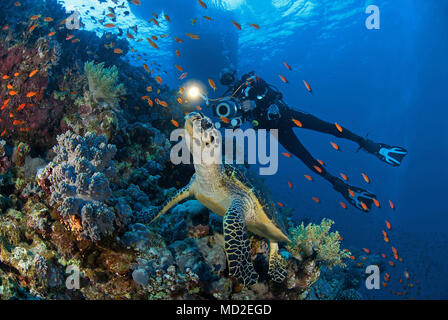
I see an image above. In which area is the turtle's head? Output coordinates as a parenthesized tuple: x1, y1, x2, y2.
(184, 112, 221, 164)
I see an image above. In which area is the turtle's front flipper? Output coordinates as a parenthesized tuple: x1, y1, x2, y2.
(268, 240, 287, 283)
(148, 179, 194, 224)
(223, 199, 258, 286)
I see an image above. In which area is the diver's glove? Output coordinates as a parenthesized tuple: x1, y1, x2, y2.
(361, 140, 408, 167)
(333, 179, 376, 212)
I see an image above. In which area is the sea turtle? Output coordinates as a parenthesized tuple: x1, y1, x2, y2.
(148, 112, 290, 286)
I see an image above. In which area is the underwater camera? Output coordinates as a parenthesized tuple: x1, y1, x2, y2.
(211, 98, 244, 129)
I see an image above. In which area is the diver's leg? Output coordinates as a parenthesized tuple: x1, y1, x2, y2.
(287, 108, 408, 166)
(288, 108, 365, 145)
(277, 126, 376, 211)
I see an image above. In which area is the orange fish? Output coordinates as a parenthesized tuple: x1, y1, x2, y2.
(340, 173, 348, 181)
(389, 200, 395, 210)
(146, 86, 153, 92)
(196, 106, 202, 111)
(175, 64, 183, 72)
(29, 69, 39, 78)
(284, 62, 292, 71)
(159, 100, 168, 108)
(362, 173, 370, 184)
(303, 80, 312, 94)
(277, 202, 284, 207)
(0, 129, 5, 137)
(248, 23, 260, 30)
(17, 103, 26, 111)
(317, 159, 326, 166)
(338, 234, 343, 241)
(26, 91, 37, 98)
(164, 15, 171, 22)
(292, 118, 302, 127)
(30, 15, 41, 21)
(313, 165, 323, 174)
(171, 119, 179, 127)
(131, 0, 141, 5)
(373, 198, 380, 208)
(208, 78, 216, 91)
(220, 117, 230, 124)
(381, 253, 387, 259)
(312, 197, 320, 204)
(9, 91, 17, 96)
(174, 37, 183, 43)
(156, 76, 162, 84)
(48, 31, 56, 37)
(203, 16, 213, 21)
(348, 189, 355, 198)
(186, 33, 200, 40)
(231, 20, 242, 30)
(304, 175, 313, 181)
(7, 84, 13, 90)
(14, 1, 21, 6)
(44, 17, 53, 22)
(363, 248, 370, 254)
(104, 23, 116, 28)
(385, 220, 391, 230)
(198, 0, 207, 9)
(151, 35, 158, 41)
(147, 38, 159, 50)
(28, 24, 38, 32)
(2, 75, 9, 80)
(330, 141, 340, 151)
(388, 261, 395, 267)
(175, 50, 181, 58)
(143, 64, 150, 72)
(349, 256, 356, 260)
(126, 32, 134, 39)
(13, 120, 25, 125)
(335, 123, 343, 133)
(66, 35, 75, 40)
(287, 181, 293, 189)
(177, 97, 183, 104)
(279, 74, 288, 83)
(340, 201, 347, 209)
(113, 48, 123, 54)
(360, 201, 368, 211)
(282, 152, 292, 158)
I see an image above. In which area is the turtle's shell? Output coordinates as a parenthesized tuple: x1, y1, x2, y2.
(222, 164, 287, 234)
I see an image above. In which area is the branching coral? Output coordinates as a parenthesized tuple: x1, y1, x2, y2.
(84, 61, 125, 107)
(287, 218, 350, 269)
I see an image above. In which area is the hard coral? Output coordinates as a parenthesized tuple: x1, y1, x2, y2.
(46, 131, 119, 242)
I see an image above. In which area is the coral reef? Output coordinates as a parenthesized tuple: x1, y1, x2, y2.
(46, 131, 118, 242)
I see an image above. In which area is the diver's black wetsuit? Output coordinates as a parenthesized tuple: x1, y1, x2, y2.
(221, 72, 405, 211)
(228, 73, 375, 187)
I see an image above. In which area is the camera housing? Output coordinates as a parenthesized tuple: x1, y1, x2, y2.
(211, 98, 244, 129)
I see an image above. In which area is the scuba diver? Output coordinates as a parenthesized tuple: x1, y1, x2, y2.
(209, 69, 408, 212)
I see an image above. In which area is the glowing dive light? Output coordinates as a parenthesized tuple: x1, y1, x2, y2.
(188, 86, 200, 99)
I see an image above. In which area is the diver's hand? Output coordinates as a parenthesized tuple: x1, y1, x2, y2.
(333, 179, 376, 212)
(241, 100, 255, 112)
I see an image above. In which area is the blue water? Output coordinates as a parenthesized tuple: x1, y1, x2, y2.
(66, 0, 447, 299)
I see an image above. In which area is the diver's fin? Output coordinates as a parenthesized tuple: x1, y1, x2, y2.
(376, 144, 408, 166)
(333, 179, 376, 212)
(359, 139, 408, 166)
